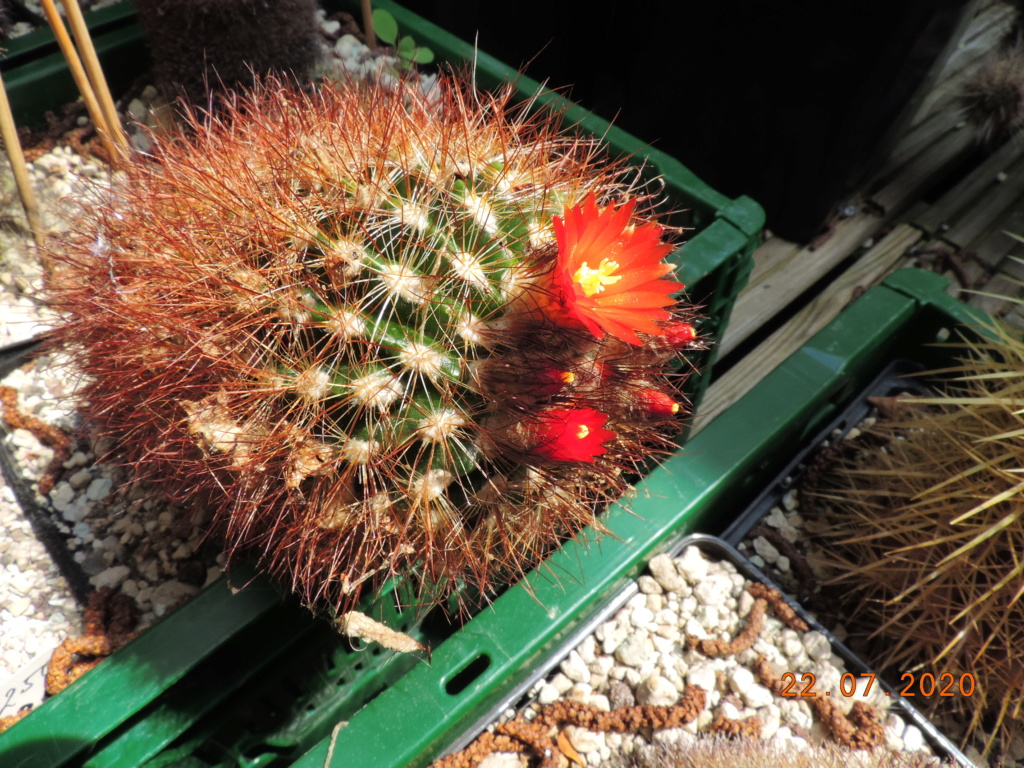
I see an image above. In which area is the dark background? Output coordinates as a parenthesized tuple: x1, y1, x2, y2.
(419, 0, 972, 242)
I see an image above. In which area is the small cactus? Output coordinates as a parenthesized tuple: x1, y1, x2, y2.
(47, 74, 702, 615)
(809, 312, 1024, 756)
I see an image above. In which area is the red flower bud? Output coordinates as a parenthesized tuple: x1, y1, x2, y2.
(638, 388, 680, 418)
(532, 407, 615, 462)
(534, 367, 576, 397)
(665, 322, 696, 347)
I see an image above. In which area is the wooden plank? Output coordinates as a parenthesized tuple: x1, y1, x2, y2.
(965, 202, 1024, 265)
(942, 151, 1024, 247)
(911, 3, 1018, 125)
(880, 108, 964, 181)
(741, 236, 802, 296)
(968, 272, 1024, 317)
(694, 224, 923, 434)
(869, 125, 975, 214)
(717, 207, 888, 358)
(913, 134, 1024, 234)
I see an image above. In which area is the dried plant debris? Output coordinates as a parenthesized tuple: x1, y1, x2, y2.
(45, 586, 138, 695)
(959, 43, 1024, 145)
(0, 384, 71, 496)
(431, 687, 707, 768)
(807, 317, 1024, 757)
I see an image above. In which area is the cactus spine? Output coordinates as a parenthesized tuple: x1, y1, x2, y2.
(49, 74, 701, 614)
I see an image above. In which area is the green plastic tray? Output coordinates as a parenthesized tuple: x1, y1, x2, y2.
(0, 3, 763, 766)
(1, 2, 147, 129)
(287, 268, 989, 768)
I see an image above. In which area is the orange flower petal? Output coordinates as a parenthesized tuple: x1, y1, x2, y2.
(545, 193, 682, 345)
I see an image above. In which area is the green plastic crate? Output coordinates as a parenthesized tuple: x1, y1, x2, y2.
(1, 2, 147, 129)
(0, 3, 763, 766)
(287, 268, 989, 768)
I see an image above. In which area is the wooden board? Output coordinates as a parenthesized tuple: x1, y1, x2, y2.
(869, 125, 976, 214)
(941, 150, 1024, 248)
(881, 108, 965, 181)
(716, 208, 890, 359)
(695, 224, 923, 434)
(968, 272, 1024, 316)
(743, 236, 802, 289)
(913, 133, 1024, 234)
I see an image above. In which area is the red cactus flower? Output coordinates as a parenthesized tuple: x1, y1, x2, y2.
(532, 407, 615, 462)
(548, 193, 683, 345)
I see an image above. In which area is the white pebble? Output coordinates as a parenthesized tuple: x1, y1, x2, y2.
(686, 662, 717, 693)
(561, 650, 588, 683)
(630, 606, 654, 628)
(902, 724, 925, 752)
(637, 575, 662, 594)
(674, 547, 708, 582)
(752, 536, 780, 564)
(741, 682, 775, 709)
(782, 489, 798, 511)
(728, 665, 755, 694)
(86, 477, 113, 501)
(802, 630, 831, 661)
(91, 565, 130, 590)
(478, 754, 522, 768)
(613, 631, 653, 669)
(600, 620, 629, 655)
(49, 482, 75, 512)
(577, 635, 596, 664)
(648, 553, 684, 592)
(694, 575, 729, 606)
(564, 725, 603, 754)
(68, 468, 93, 489)
(636, 674, 678, 707)
(550, 672, 573, 694)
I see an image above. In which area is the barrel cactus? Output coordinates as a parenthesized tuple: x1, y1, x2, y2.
(48, 74, 702, 615)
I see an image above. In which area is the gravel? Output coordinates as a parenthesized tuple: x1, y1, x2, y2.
(465, 544, 940, 767)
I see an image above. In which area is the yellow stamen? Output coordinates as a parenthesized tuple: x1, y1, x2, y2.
(574, 259, 622, 297)
(576, 424, 590, 439)
(560, 370, 576, 384)
(671, 402, 680, 413)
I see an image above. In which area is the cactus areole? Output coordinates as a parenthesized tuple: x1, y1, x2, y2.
(48, 74, 704, 615)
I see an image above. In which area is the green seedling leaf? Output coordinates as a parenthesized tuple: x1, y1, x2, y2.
(412, 47, 435, 65)
(397, 35, 416, 61)
(372, 8, 399, 45)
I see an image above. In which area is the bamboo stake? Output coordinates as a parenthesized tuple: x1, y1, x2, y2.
(0, 71, 46, 252)
(59, 0, 128, 156)
(361, 0, 377, 49)
(37, 0, 119, 162)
